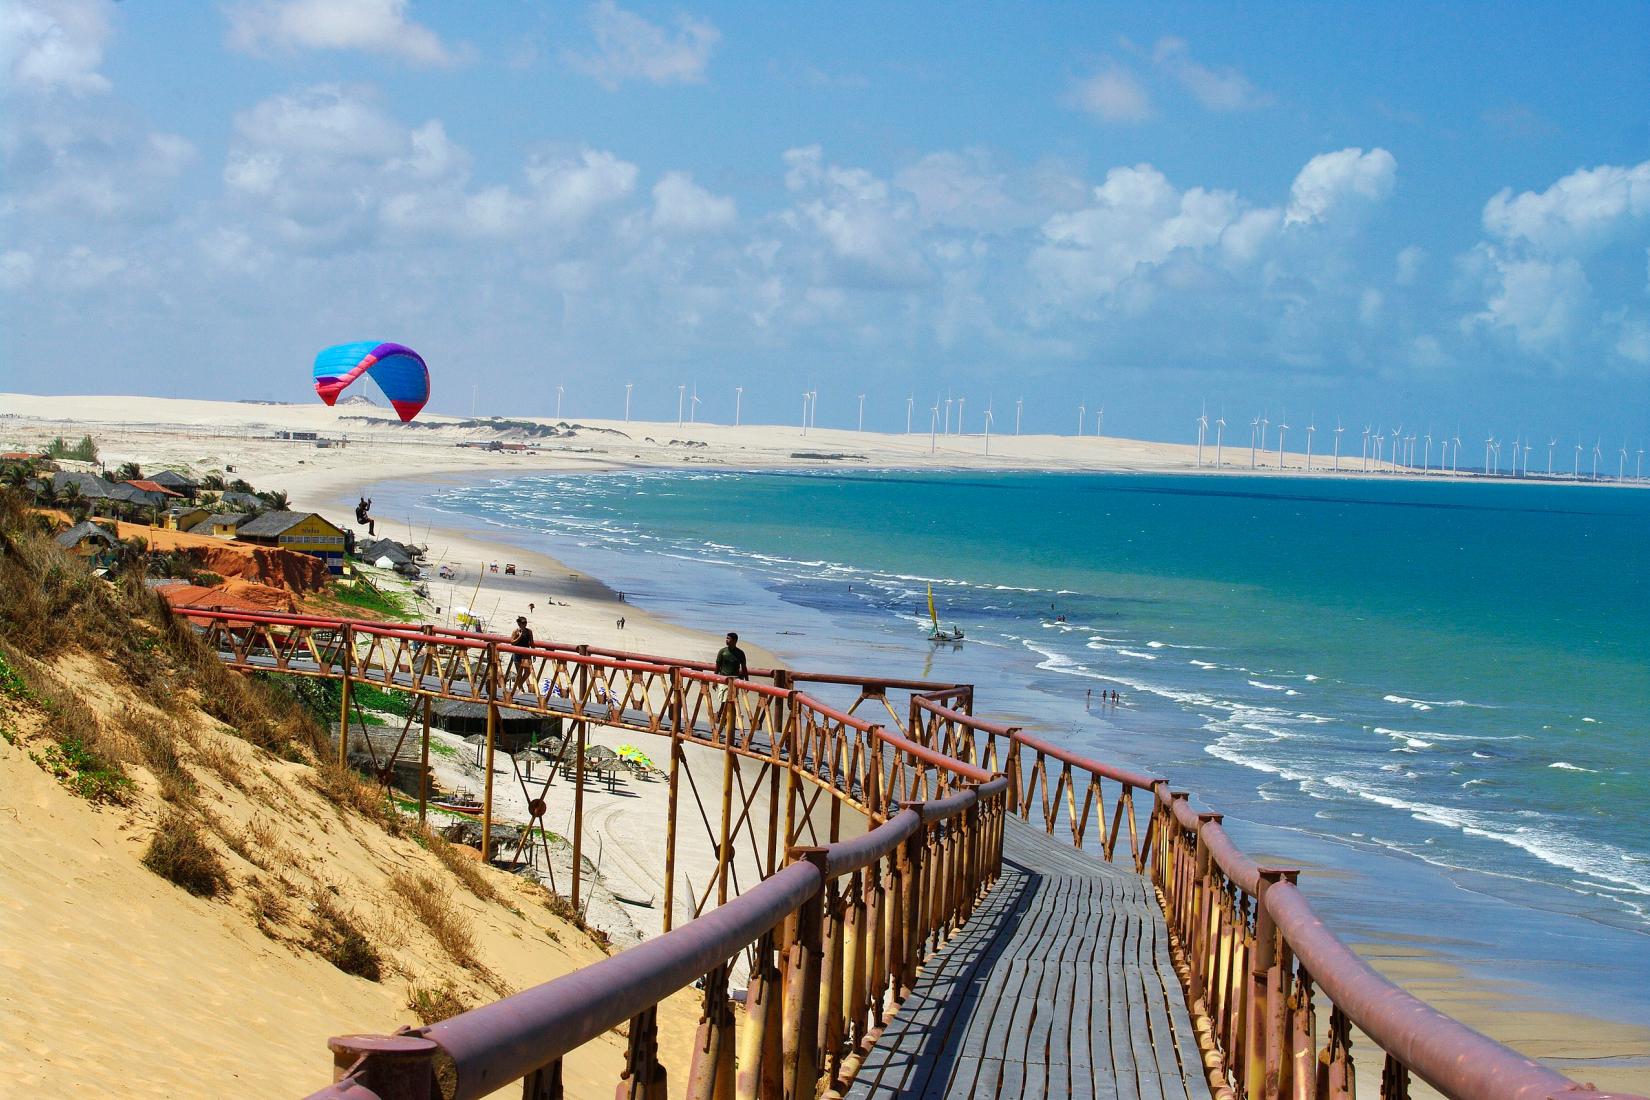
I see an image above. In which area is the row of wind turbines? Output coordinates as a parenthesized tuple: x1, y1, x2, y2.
(1192, 407, 1649, 483)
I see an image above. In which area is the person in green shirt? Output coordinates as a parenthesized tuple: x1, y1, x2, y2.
(714, 632, 748, 679)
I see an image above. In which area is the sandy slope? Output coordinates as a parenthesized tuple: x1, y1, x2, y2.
(0, 650, 697, 1098)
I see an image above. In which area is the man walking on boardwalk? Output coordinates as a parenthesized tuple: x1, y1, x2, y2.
(713, 632, 748, 733)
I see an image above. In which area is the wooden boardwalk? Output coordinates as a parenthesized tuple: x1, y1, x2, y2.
(847, 816, 1210, 1100)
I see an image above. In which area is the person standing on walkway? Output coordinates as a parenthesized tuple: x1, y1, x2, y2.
(713, 632, 748, 733)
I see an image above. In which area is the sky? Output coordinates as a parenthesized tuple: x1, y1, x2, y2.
(1, 1, 1648, 447)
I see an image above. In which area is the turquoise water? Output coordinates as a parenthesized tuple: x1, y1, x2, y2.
(416, 469, 1650, 1015)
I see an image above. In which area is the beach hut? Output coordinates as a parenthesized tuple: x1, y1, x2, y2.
(160, 505, 210, 531)
(432, 699, 560, 755)
(187, 511, 251, 538)
(147, 469, 199, 499)
(235, 510, 348, 574)
(55, 520, 120, 569)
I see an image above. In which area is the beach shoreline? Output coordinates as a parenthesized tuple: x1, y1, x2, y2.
(4, 393, 1647, 1088)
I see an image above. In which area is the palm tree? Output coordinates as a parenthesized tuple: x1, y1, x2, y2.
(258, 489, 291, 510)
(199, 473, 226, 491)
(113, 461, 143, 482)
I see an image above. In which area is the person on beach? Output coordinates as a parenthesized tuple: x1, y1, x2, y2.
(713, 632, 748, 731)
(355, 496, 375, 535)
(617, 616, 625, 630)
(715, 632, 748, 679)
(509, 616, 534, 691)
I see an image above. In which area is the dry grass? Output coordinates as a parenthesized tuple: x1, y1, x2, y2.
(142, 811, 228, 898)
(421, 826, 502, 904)
(408, 984, 470, 1024)
(312, 762, 403, 834)
(389, 870, 479, 970)
(251, 877, 292, 935)
(310, 886, 382, 981)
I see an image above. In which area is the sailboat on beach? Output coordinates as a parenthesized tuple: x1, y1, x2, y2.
(926, 583, 964, 643)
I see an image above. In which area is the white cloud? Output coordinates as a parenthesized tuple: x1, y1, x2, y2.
(232, 83, 405, 160)
(226, 0, 457, 66)
(781, 146, 927, 286)
(0, 0, 110, 95)
(894, 150, 1048, 232)
(1285, 147, 1396, 226)
(1470, 250, 1591, 353)
(0, 249, 36, 289)
(1152, 37, 1271, 111)
(1395, 244, 1426, 285)
(564, 0, 719, 89)
(1031, 163, 1246, 302)
(1481, 160, 1650, 255)
(526, 148, 638, 226)
(1612, 310, 1650, 364)
(1066, 64, 1152, 123)
(651, 171, 736, 234)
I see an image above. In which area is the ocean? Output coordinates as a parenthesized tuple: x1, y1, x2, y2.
(401, 468, 1650, 1020)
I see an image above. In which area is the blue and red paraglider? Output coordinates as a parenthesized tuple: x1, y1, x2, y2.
(312, 341, 430, 422)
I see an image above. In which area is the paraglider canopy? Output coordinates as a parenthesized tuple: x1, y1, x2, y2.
(313, 341, 430, 422)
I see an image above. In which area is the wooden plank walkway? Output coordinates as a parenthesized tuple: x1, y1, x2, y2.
(846, 816, 1210, 1100)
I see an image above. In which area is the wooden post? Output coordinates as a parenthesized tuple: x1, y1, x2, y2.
(337, 624, 353, 768)
(481, 642, 499, 863)
(782, 848, 827, 1100)
(418, 695, 431, 827)
(663, 668, 684, 933)
(686, 963, 735, 1100)
(715, 724, 736, 907)
(571, 650, 590, 914)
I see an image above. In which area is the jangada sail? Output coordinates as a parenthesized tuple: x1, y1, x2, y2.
(926, 582, 964, 643)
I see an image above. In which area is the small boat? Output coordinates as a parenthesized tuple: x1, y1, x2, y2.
(430, 795, 485, 816)
(926, 583, 965, 643)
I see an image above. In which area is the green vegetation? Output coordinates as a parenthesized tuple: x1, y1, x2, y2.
(30, 736, 132, 804)
(0, 650, 33, 701)
(428, 738, 458, 758)
(45, 434, 98, 462)
(331, 576, 409, 618)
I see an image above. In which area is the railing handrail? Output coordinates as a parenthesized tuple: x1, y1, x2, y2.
(178, 608, 1636, 1100)
(427, 861, 823, 1100)
(913, 694, 1163, 791)
(1262, 880, 1596, 1100)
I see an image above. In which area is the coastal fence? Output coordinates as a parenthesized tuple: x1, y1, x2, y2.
(905, 691, 1647, 1100)
(178, 609, 1644, 1100)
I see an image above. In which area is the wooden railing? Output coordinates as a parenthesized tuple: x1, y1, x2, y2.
(907, 691, 1647, 1100)
(180, 610, 1642, 1100)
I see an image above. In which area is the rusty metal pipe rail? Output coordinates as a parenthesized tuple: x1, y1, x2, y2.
(1263, 881, 1612, 1100)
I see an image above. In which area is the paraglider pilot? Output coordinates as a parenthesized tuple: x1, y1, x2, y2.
(355, 496, 375, 535)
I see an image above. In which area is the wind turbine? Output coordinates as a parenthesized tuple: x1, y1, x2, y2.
(1638, 447, 1645, 484)
(1077, 403, 1086, 436)
(957, 396, 966, 435)
(1250, 416, 1260, 469)
(1260, 410, 1270, 455)
(906, 395, 914, 435)
(1373, 428, 1383, 470)
(1573, 441, 1582, 479)
(1306, 420, 1316, 473)
(1361, 425, 1370, 471)
(1196, 405, 1208, 468)
(734, 386, 743, 426)
(1452, 434, 1462, 475)
(1547, 437, 1557, 477)
(1096, 406, 1104, 436)
(624, 382, 632, 423)
(1015, 398, 1023, 436)
(1334, 419, 1344, 472)
(1214, 413, 1226, 468)
(857, 393, 865, 432)
(689, 385, 700, 425)
(1484, 436, 1494, 476)
(1424, 430, 1433, 474)
(801, 392, 811, 436)
(929, 405, 939, 454)
(1277, 414, 1289, 470)
(944, 397, 953, 435)
(1619, 443, 1629, 481)
(809, 390, 818, 430)
(677, 384, 686, 429)
(1592, 440, 1601, 480)
(1523, 440, 1532, 477)
(1390, 427, 1402, 472)
(556, 384, 564, 419)
(984, 408, 994, 455)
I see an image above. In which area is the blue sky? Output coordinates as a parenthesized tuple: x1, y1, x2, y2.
(2, 1, 1647, 447)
